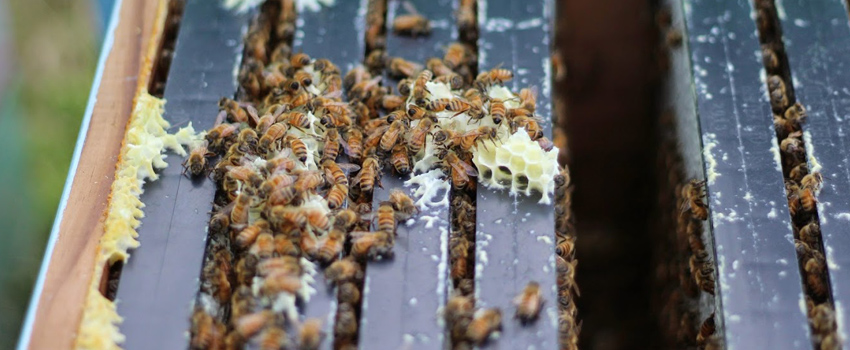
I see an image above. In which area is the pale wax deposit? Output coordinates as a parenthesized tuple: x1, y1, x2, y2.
(406, 81, 560, 206)
(76, 92, 200, 350)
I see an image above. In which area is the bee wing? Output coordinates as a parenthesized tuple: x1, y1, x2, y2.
(452, 161, 479, 177)
(246, 105, 260, 127)
(338, 135, 354, 157)
(214, 110, 227, 126)
(338, 163, 362, 173)
(402, 1, 421, 15)
(323, 89, 343, 100)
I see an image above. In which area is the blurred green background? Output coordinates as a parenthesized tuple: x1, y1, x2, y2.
(0, 0, 108, 346)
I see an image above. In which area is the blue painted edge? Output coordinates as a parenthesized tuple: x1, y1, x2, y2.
(16, 0, 125, 348)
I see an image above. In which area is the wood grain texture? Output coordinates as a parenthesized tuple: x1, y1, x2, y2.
(27, 0, 165, 348)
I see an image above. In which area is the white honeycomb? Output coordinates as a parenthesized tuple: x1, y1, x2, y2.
(473, 127, 559, 204)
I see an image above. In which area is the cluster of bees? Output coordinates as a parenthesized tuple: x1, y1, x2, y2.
(754, 1, 839, 348)
(185, 0, 573, 348)
(652, 7, 720, 349)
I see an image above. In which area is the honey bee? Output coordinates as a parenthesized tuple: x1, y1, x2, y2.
(282, 111, 311, 131)
(225, 165, 264, 189)
(426, 57, 454, 77)
(391, 143, 411, 174)
(335, 303, 358, 340)
(397, 78, 414, 96)
(258, 326, 287, 350)
(205, 123, 239, 152)
(325, 258, 363, 284)
(681, 179, 708, 221)
(441, 150, 479, 189)
(467, 308, 502, 345)
(405, 105, 435, 121)
(392, 2, 430, 37)
(262, 272, 302, 296)
(366, 22, 386, 51)
(381, 94, 405, 111)
(202, 260, 231, 303)
(387, 57, 422, 79)
(457, 0, 477, 42)
(209, 211, 230, 236)
(259, 173, 296, 198)
(300, 231, 320, 258)
(696, 314, 716, 344)
(365, 49, 387, 73)
(291, 52, 312, 69)
(801, 172, 823, 191)
(780, 132, 805, 163)
(235, 219, 270, 248)
(183, 144, 214, 177)
(785, 102, 807, 123)
(476, 67, 514, 90)
(450, 236, 469, 281)
(294, 170, 324, 192)
(434, 73, 464, 90)
(514, 281, 543, 323)
(811, 304, 836, 334)
(339, 282, 361, 305)
(318, 129, 341, 163)
(489, 98, 510, 124)
(666, 28, 683, 47)
(251, 232, 275, 259)
(283, 135, 309, 163)
(407, 118, 433, 155)
(354, 154, 382, 193)
(508, 115, 544, 140)
(219, 98, 252, 124)
(274, 235, 301, 257)
(376, 201, 396, 233)
(767, 75, 786, 96)
(295, 318, 322, 350)
(770, 86, 789, 112)
(342, 128, 364, 161)
(235, 255, 258, 286)
(444, 43, 469, 69)
(389, 188, 418, 219)
(326, 183, 349, 210)
(805, 256, 828, 298)
(268, 185, 301, 206)
(519, 87, 538, 112)
(304, 208, 331, 232)
(317, 228, 346, 264)
(333, 209, 359, 230)
(762, 45, 781, 72)
(231, 190, 253, 227)
(351, 230, 394, 259)
(190, 309, 225, 350)
(799, 222, 820, 246)
(555, 236, 575, 259)
(235, 311, 271, 338)
(313, 58, 339, 76)
(799, 187, 817, 213)
(412, 70, 433, 105)
(293, 71, 313, 88)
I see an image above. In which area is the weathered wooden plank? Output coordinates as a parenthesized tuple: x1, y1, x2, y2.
(779, 0, 850, 346)
(682, 0, 812, 348)
(660, 0, 721, 340)
(472, 0, 559, 348)
(19, 0, 167, 348)
(114, 1, 248, 349)
(291, 1, 368, 348)
(358, 0, 454, 349)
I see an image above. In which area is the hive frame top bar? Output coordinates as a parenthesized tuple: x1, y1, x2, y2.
(660, 0, 721, 336)
(683, 0, 812, 348)
(778, 0, 850, 346)
(474, 0, 559, 348)
(114, 0, 248, 348)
